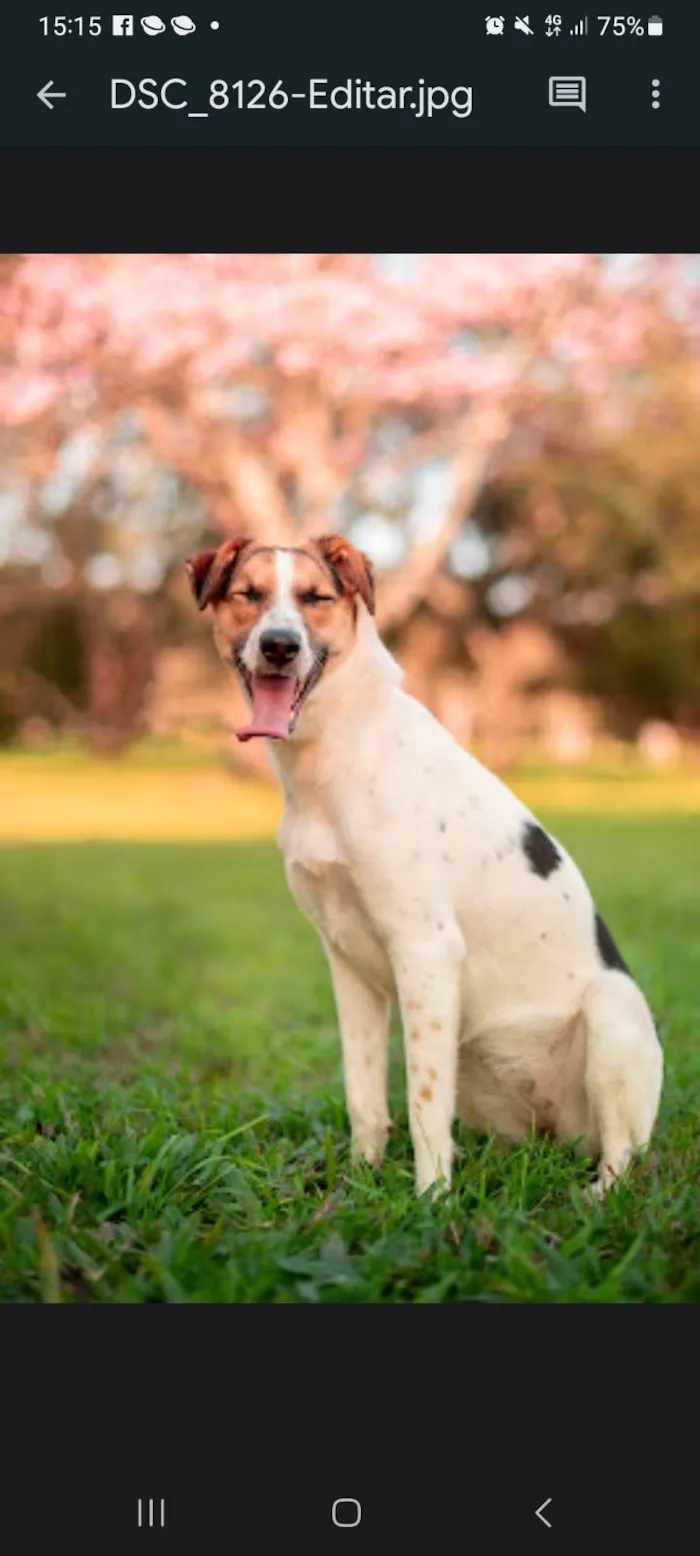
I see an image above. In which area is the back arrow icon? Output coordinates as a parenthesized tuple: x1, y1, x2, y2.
(38, 81, 67, 109)
(535, 1497, 552, 1528)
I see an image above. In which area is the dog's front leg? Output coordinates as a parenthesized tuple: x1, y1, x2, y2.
(394, 941, 464, 1196)
(324, 944, 391, 1168)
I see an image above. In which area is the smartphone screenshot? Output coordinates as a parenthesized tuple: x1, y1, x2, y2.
(0, 4, 697, 1550)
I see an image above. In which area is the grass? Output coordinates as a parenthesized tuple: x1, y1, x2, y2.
(0, 750, 699, 1302)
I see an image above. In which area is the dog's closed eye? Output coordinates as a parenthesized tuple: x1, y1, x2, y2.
(234, 586, 265, 603)
(298, 590, 335, 606)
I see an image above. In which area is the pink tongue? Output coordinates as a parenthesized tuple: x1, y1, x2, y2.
(236, 675, 297, 742)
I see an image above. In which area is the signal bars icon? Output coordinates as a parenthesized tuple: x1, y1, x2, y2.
(137, 1498, 166, 1529)
(570, 16, 588, 33)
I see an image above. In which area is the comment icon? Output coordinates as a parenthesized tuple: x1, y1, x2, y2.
(548, 76, 586, 112)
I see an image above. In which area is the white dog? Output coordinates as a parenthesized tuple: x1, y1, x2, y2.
(187, 533, 663, 1197)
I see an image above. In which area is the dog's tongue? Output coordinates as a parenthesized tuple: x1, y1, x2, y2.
(236, 675, 297, 742)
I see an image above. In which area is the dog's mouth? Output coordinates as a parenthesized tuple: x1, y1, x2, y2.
(234, 650, 328, 742)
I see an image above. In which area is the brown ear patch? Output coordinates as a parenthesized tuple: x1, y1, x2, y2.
(185, 537, 251, 611)
(312, 534, 375, 616)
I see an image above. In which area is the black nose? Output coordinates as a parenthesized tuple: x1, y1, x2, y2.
(260, 629, 301, 668)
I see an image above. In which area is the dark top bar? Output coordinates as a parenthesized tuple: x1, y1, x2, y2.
(0, 8, 692, 147)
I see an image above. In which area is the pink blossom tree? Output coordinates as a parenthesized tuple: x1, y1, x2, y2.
(3, 252, 693, 634)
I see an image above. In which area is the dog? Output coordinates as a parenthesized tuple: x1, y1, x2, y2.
(186, 533, 663, 1198)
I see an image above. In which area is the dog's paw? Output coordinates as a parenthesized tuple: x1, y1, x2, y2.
(584, 1162, 623, 1203)
(582, 1178, 607, 1205)
(416, 1171, 452, 1201)
(351, 1122, 390, 1169)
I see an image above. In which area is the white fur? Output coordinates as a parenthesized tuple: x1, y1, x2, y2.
(241, 550, 315, 681)
(265, 594, 663, 1198)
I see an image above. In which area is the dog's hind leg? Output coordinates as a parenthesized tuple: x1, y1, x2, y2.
(324, 944, 392, 1168)
(576, 970, 663, 1197)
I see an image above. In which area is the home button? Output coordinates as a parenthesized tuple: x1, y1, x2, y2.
(332, 1498, 362, 1528)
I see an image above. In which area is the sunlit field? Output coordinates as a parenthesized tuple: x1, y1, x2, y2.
(2, 742, 700, 842)
(1, 747, 699, 1302)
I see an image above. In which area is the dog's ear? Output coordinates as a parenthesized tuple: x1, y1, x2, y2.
(313, 535, 375, 616)
(185, 537, 251, 611)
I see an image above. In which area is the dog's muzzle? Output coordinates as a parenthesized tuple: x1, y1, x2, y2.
(235, 638, 328, 744)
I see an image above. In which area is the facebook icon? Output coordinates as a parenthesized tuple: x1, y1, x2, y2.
(112, 15, 134, 33)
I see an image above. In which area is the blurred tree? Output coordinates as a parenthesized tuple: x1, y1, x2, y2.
(474, 357, 700, 732)
(1, 253, 700, 749)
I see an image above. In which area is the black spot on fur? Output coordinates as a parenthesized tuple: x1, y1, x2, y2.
(594, 911, 630, 975)
(521, 822, 562, 879)
(439, 820, 446, 833)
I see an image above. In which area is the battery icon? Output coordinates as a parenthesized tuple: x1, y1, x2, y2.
(648, 15, 663, 33)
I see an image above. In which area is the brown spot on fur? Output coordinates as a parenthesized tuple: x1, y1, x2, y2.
(365, 1054, 374, 1069)
(429, 1021, 442, 1033)
(407, 1000, 422, 1012)
(410, 1026, 422, 1042)
(420, 1085, 433, 1102)
(428, 1066, 438, 1081)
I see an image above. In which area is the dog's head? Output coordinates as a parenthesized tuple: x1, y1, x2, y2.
(185, 536, 375, 742)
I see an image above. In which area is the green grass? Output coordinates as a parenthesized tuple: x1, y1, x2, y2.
(1, 817, 699, 1303)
